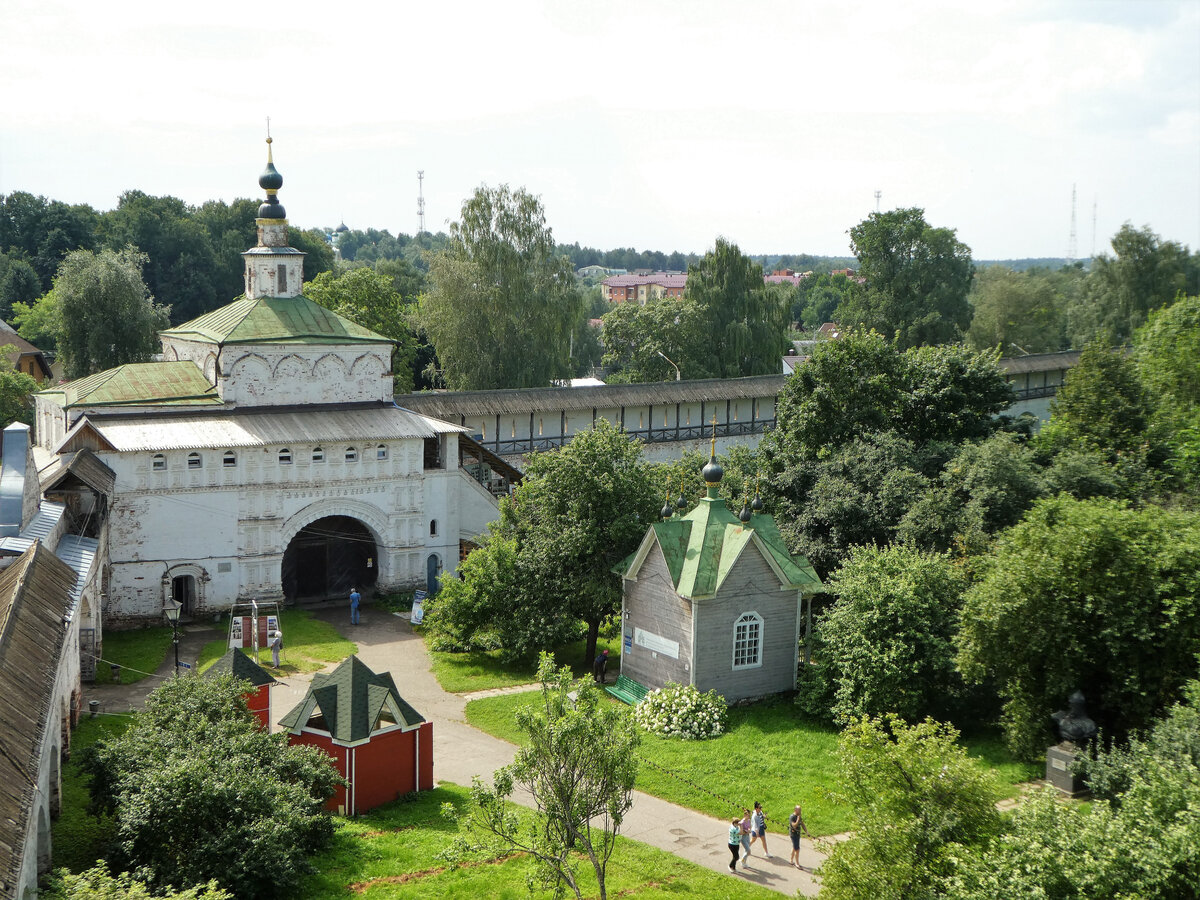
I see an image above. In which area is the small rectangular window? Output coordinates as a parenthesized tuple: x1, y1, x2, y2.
(152, 454, 166, 471)
(376, 444, 388, 460)
(187, 453, 202, 469)
(223, 452, 236, 467)
(312, 447, 325, 463)
(279, 448, 293, 465)
(278, 264, 287, 293)
(345, 447, 358, 462)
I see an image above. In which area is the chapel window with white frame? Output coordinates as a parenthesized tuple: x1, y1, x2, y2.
(732, 612, 763, 669)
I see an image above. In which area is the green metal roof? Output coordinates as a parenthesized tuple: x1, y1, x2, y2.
(278, 655, 424, 743)
(618, 492, 823, 598)
(38, 362, 222, 409)
(205, 648, 277, 688)
(160, 295, 394, 346)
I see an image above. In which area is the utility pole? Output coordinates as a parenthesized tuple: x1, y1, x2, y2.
(1067, 183, 1078, 262)
(417, 170, 426, 235)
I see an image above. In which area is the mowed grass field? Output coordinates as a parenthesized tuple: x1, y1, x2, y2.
(465, 692, 1041, 838)
(197, 609, 358, 675)
(299, 783, 780, 899)
(428, 635, 623, 693)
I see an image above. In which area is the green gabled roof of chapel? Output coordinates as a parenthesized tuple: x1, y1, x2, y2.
(159, 295, 394, 346)
(618, 495, 823, 599)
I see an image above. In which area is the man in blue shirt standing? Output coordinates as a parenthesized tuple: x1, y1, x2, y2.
(350, 586, 361, 625)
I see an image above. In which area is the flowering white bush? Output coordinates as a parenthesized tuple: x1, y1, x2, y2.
(633, 682, 727, 740)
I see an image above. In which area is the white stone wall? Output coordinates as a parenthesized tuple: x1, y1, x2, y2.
(98, 434, 496, 623)
(219, 345, 392, 406)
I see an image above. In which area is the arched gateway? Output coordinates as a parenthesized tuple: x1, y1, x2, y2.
(282, 515, 379, 602)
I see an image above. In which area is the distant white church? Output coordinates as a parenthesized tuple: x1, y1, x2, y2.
(31, 141, 508, 626)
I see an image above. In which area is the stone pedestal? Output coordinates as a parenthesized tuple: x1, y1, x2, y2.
(1045, 744, 1089, 797)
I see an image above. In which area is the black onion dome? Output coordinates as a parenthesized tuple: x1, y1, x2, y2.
(661, 501, 673, 520)
(675, 493, 687, 510)
(335, 220, 349, 233)
(702, 455, 724, 485)
(259, 160, 283, 192)
(739, 501, 752, 523)
(257, 197, 286, 218)
(751, 495, 764, 512)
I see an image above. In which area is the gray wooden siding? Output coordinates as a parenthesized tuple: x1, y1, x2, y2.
(620, 543, 693, 690)
(693, 542, 800, 702)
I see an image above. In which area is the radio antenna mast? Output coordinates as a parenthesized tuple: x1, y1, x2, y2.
(417, 170, 426, 235)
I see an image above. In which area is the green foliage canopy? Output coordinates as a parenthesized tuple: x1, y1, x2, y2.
(820, 715, 1001, 900)
(454, 655, 639, 900)
(599, 295, 714, 383)
(956, 496, 1200, 759)
(686, 237, 788, 377)
(81, 674, 341, 899)
(51, 247, 170, 379)
(820, 545, 968, 723)
(837, 208, 975, 349)
(420, 185, 582, 390)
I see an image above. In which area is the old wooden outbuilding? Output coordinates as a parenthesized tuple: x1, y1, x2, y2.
(615, 449, 823, 703)
(278, 655, 432, 815)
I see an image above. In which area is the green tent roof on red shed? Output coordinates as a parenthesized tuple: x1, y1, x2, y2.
(278, 655, 425, 744)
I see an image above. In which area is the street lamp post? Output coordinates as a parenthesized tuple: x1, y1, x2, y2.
(655, 350, 681, 381)
(163, 598, 182, 677)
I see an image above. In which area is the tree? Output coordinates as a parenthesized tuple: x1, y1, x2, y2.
(837, 208, 974, 349)
(194, 198, 258, 301)
(685, 237, 788, 377)
(966, 266, 1064, 354)
(599, 295, 714, 383)
(426, 420, 657, 665)
(943, 681, 1200, 900)
(797, 271, 856, 331)
(81, 674, 340, 899)
(52, 248, 170, 379)
(452, 655, 639, 900)
(0, 257, 42, 317)
(1037, 339, 1160, 472)
(288, 227, 336, 283)
(10, 289, 60, 354)
(820, 715, 1001, 900)
(819, 546, 968, 723)
(44, 863, 231, 900)
(0, 358, 38, 428)
(419, 185, 582, 390)
(1067, 223, 1198, 346)
(99, 191, 219, 324)
(956, 496, 1200, 759)
(304, 268, 418, 394)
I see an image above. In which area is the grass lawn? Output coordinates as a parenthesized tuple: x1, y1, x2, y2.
(197, 609, 358, 676)
(465, 692, 1042, 838)
(94, 627, 174, 684)
(428, 635, 622, 693)
(51, 714, 132, 871)
(299, 782, 778, 899)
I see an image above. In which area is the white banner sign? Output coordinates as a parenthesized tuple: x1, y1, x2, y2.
(634, 627, 679, 659)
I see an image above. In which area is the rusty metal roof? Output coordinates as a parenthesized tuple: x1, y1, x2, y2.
(0, 543, 77, 894)
(82, 404, 463, 452)
(160, 295, 394, 346)
(38, 362, 222, 410)
(396, 375, 787, 419)
(38, 448, 116, 496)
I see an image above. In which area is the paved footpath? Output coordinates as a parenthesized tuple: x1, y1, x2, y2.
(85, 605, 827, 896)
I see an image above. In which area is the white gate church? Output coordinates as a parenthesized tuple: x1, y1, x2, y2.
(32, 141, 503, 624)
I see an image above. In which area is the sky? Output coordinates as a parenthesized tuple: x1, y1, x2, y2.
(1, 0, 1197, 261)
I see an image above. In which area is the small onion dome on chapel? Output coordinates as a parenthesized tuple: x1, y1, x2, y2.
(751, 494, 764, 512)
(335, 220, 349, 233)
(702, 454, 723, 486)
(257, 136, 287, 219)
(661, 500, 673, 520)
(739, 500, 752, 524)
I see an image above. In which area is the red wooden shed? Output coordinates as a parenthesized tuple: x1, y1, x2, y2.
(206, 648, 277, 729)
(278, 655, 433, 816)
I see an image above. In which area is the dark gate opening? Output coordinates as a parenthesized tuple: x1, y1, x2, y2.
(172, 575, 196, 616)
(282, 515, 378, 603)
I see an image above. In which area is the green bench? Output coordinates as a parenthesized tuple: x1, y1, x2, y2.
(605, 674, 650, 705)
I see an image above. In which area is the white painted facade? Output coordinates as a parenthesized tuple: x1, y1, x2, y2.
(32, 158, 500, 625)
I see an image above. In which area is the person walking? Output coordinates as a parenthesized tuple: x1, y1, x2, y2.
(593, 648, 610, 684)
(739, 807, 753, 866)
(789, 803, 811, 869)
(269, 630, 283, 669)
(749, 801, 769, 857)
(727, 817, 742, 873)
(350, 587, 361, 625)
